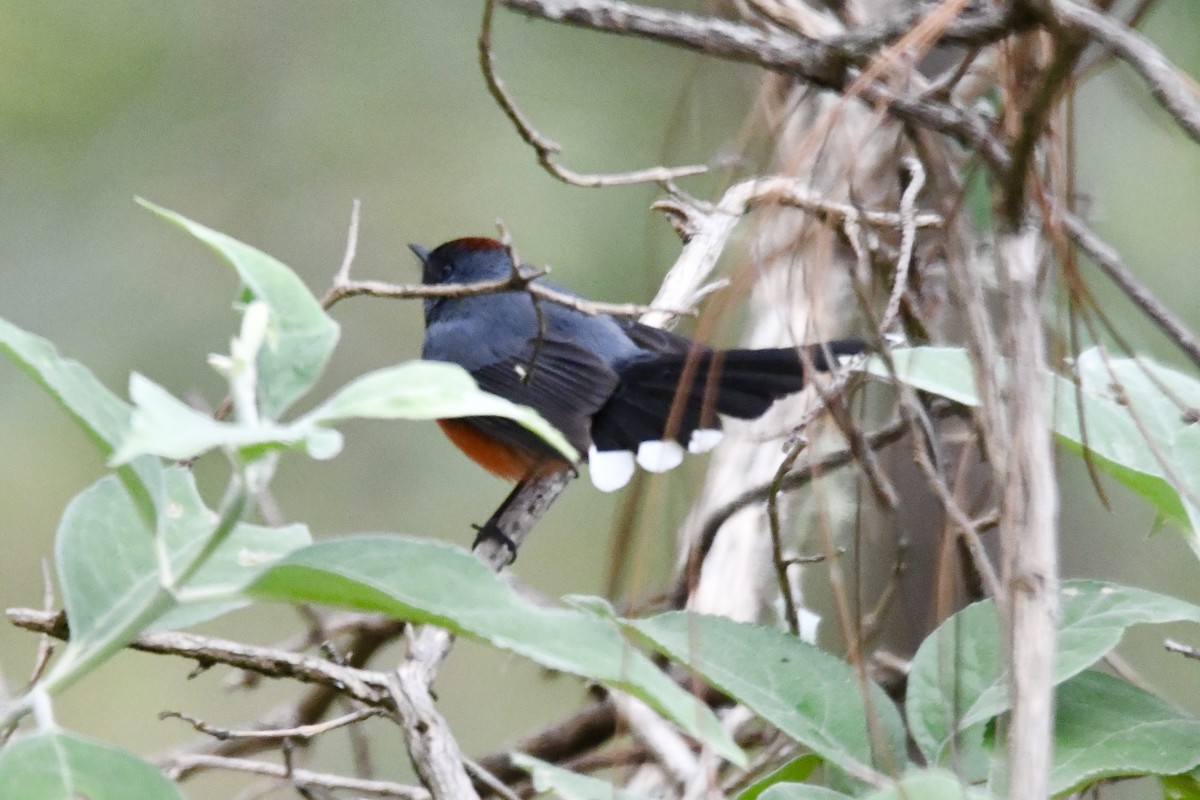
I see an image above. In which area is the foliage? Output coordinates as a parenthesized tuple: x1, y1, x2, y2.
(3, 211, 1200, 799)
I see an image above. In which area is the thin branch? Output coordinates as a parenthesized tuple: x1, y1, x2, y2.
(163, 754, 430, 799)
(1165, 639, 1200, 662)
(473, 701, 616, 789)
(1044, 0, 1200, 147)
(324, 272, 690, 320)
(499, 0, 1019, 171)
(6, 608, 396, 709)
(333, 199, 362, 288)
(675, 416, 913, 607)
(879, 156, 925, 335)
(610, 693, 698, 785)
(160, 708, 385, 743)
(480, 0, 706, 187)
(498, 0, 1031, 79)
(187, 615, 404, 763)
(1000, 22, 1090, 227)
(1060, 208, 1200, 373)
(643, 175, 941, 328)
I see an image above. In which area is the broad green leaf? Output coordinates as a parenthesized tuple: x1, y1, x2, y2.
(0, 317, 132, 451)
(139, 199, 339, 419)
(862, 770, 978, 800)
(1051, 671, 1200, 795)
(511, 754, 654, 800)
(760, 786, 849, 800)
(0, 729, 183, 800)
(47, 469, 309, 689)
(111, 373, 331, 464)
(305, 360, 578, 461)
(1074, 350, 1200, 552)
(0, 315, 161, 516)
(250, 535, 741, 765)
(1163, 771, 1200, 800)
(627, 613, 907, 780)
(1056, 349, 1192, 527)
(761, 770, 981, 800)
(906, 580, 1200, 761)
(864, 347, 980, 407)
(863, 347, 1194, 528)
(738, 755, 822, 800)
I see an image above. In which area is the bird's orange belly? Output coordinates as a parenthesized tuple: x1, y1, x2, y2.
(436, 419, 569, 481)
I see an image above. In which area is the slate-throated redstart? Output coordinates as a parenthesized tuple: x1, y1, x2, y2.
(411, 237, 863, 493)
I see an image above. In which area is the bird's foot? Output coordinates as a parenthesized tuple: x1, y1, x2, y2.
(470, 522, 518, 564)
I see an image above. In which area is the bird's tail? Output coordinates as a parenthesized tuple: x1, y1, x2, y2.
(585, 339, 863, 490)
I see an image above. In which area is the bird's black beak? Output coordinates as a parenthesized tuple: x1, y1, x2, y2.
(408, 243, 431, 264)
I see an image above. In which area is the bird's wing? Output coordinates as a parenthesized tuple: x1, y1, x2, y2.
(427, 327, 620, 458)
(612, 318, 696, 355)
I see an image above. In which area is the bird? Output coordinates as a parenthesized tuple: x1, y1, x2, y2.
(411, 237, 863, 495)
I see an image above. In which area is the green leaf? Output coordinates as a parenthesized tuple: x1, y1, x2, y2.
(0, 729, 183, 800)
(305, 360, 578, 461)
(1055, 349, 1192, 527)
(1052, 671, 1200, 795)
(1162, 771, 1200, 800)
(111, 372, 325, 464)
(760, 788, 849, 800)
(46, 469, 309, 690)
(627, 613, 907, 780)
(861, 770, 979, 800)
(1072, 350, 1200, 553)
(0, 317, 132, 451)
(759, 786, 849, 800)
(906, 580, 1200, 761)
(761, 769, 982, 800)
(511, 754, 654, 800)
(249, 535, 741, 765)
(139, 199, 339, 419)
(0, 315, 161, 517)
(864, 347, 981, 407)
(863, 346, 1195, 530)
(738, 755, 822, 800)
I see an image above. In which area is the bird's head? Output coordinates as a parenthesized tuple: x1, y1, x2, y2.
(408, 237, 511, 285)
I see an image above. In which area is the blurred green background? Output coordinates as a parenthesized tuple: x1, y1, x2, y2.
(0, 2, 1198, 797)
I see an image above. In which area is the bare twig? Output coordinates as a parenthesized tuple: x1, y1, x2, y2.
(1043, 0, 1200, 146)
(878, 157, 925, 335)
(163, 754, 429, 799)
(323, 269, 688, 319)
(610, 693, 698, 785)
(333, 199, 362, 288)
(473, 700, 616, 789)
(499, 0, 1019, 171)
(1165, 639, 1200, 662)
(675, 416, 913, 607)
(6, 608, 396, 709)
(480, 0, 706, 188)
(464, 760, 522, 800)
(160, 708, 385, 743)
(1060, 209, 1200, 373)
(644, 175, 940, 328)
(498, 0, 1030, 79)
(25, 560, 57, 690)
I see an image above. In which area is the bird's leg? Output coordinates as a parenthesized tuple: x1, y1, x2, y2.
(471, 479, 527, 560)
(471, 463, 576, 568)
